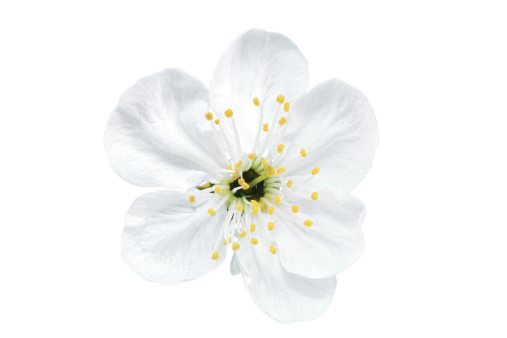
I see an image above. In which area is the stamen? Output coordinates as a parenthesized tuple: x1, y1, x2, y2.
(251, 238, 258, 245)
(267, 222, 274, 231)
(274, 195, 281, 205)
(250, 223, 256, 232)
(211, 251, 219, 260)
(300, 149, 307, 157)
(215, 119, 220, 125)
(253, 97, 260, 106)
(284, 102, 290, 112)
(189, 195, 195, 203)
(225, 109, 243, 154)
(279, 117, 287, 125)
(292, 205, 299, 213)
(248, 153, 256, 159)
(269, 245, 277, 254)
(208, 208, 216, 216)
(263, 123, 269, 132)
(277, 144, 285, 153)
(235, 204, 244, 212)
(311, 192, 319, 200)
(268, 207, 274, 215)
(239, 231, 247, 237)
(205, 112, 213, 121)
(232, 243, 240, 251)
(276, 94, 285, 103)
(311, 167, 320, 175)
(224, 109, 233, 118)
(304, 220, 313, 227)
(286, 180, 293, 188)
(214, 186, 222, 194)
(276, 167, 286, 174)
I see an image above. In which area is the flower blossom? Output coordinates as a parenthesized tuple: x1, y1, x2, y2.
(104, 29, 379, 322)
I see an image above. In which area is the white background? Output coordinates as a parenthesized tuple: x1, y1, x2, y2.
(1, 0, 506, 337)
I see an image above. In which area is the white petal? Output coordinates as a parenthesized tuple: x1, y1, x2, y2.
(271, 190, 365, 279)
(235, 236, 336, 323)
(280, 78, 379, 192)
(121, 190, 226, 284)
(209, 29, 309, 150)
(104, 68, 222, 191)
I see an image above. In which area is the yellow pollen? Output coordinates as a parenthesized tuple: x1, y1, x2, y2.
(265, 165, 276, 177)
(214, 119, 220, 125)
(277, 144, 285, 153)
(250, 223, 256, 232)
(248, 153, 256, 159)
(189, 195, 195, 203)
(235, 204, 244, 212)
(279, 117, 287, 125)
(214, 186, 222, 194)
(261, 158, 268, 166)
(232, 243, 240, 251)
(276, 94, 285, 103)
(268, 222, 274, 231)
(232, 175, 237, 180)
(311, 167, 320, 175)
(259, 201, 268, 211)
(269, 246, 277, 254)
(223, 239, 227, 245)
(300, 149, 307, 157)
(311, 192, 319, 200)
(263, 123, 269, 132)
(251, 200, 259, 208)
(234, 168, 239, 175)
(252, 207, 259, 215)
(208, 208, 216, 216)
(243, 183, 250, 189)
(211, 251, 219, 260)
(286, 180, 293, 188)
(253, 97, 260, 106)
(274, 195, 280, 205)
(284, 102, 290, 112)
(277, 167, 286, 174)
(238, 178, 245, 185)
(239, 231, 246, 238)
(292, 205, 299, 213)
(268, 206, 274, 215)
(234, 161, 242, 168)
(251, 238, 259, 245)
(304, 220, 313, 227)
(224, 109, 233, 118)
(205, 112, 213, 121)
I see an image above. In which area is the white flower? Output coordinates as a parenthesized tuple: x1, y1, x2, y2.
(104, 29, 379, 323)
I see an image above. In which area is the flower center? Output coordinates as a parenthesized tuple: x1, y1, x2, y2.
(193, 95, 320, 260)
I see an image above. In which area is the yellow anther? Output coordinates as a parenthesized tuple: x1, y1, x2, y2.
(211, 251, 219, 260)
(261, 158, 268, 166)
(277, 144, 285, 153)
(259, 201, 268, 211)
(214, 119, 220, 125)
(227, 165, 232, 170)
(286, 180, 293, 188)
(251, 238, 258, 245)
(223, 239, 227, 245)
(208, 208, 216, 216)
(214, 186, 222, 194)
(279, 117, 287, 125)
(251, 200, 259, 208)
(311, 167, 320, 175)
(205, 112, 213, 121)
(300, 149, 307, 157)
(234, 161, 242, 168)
(269, 245, 277, 254)
(235, 204, 244, 212)
(284, 102, 290, 112)
(232, 175, 237, 180)
(276, 94, 285, 103)
(263, 123, 269, 132)
(224, 109, 233, 118)
(268, 206, 274, 215)
(229, 237, 232, 243)
(304, 220, 313, 227)
(274, 195, 280, 205)
(232, 243, 240, 251)
(242, 183, 250, 189)
(252, 207, 259, 215)
(277, 167, 286, 174)
(311, 192, 319, 200)
(250, 223, 256, 232)
(265, 165, 276, 177)
(248, 153, 256, 159)
(238, 178, 245, 185)
(234, 168, 239, 175)
(239, 231, 246, 238)
(268, 222, 274, 231)
(292, 205, 299, 213)
(253, 97, 260, 106)
(189, 195, 195, 203)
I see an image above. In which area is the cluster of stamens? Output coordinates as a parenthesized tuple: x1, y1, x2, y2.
(190, 94, 320, 260)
